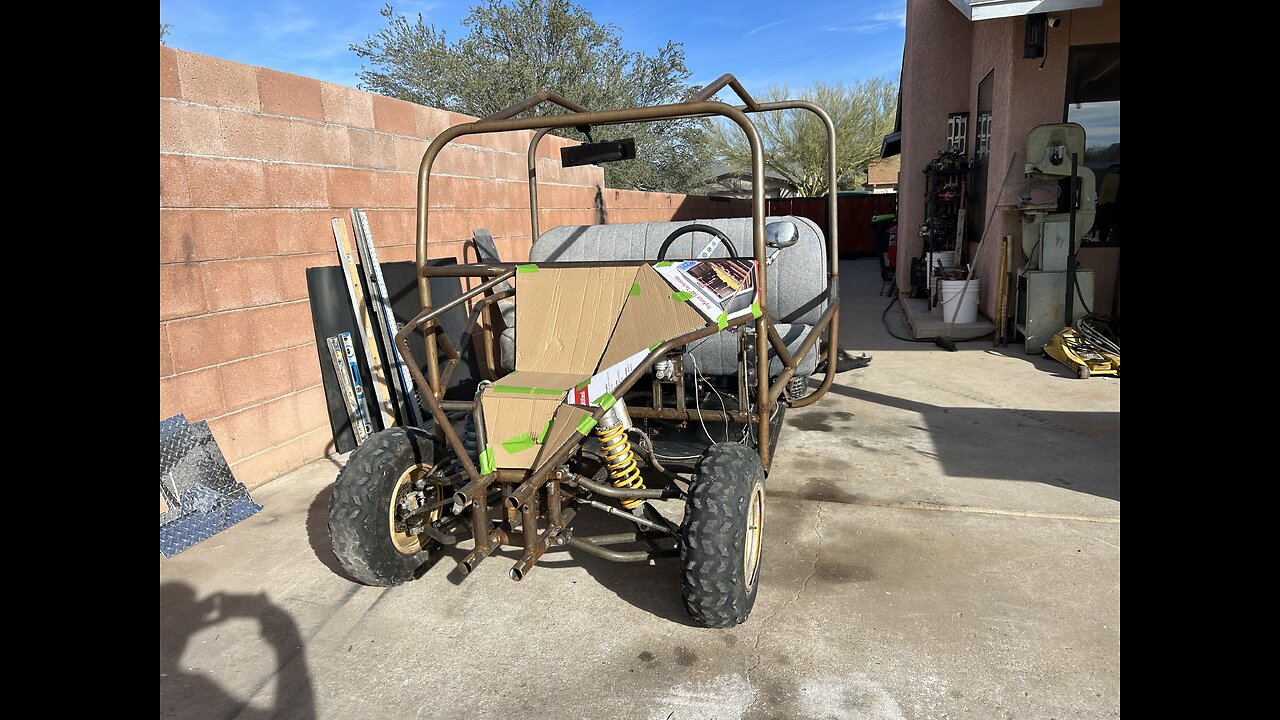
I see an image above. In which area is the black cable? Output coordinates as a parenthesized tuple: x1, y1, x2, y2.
(883, 296, 935, 343)
(881, 296, 992, 344)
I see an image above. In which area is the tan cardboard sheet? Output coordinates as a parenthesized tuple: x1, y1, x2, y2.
(531, 403, 594, 469)
(481, 391, 564, 469)
(597, 264, 707, 371)
(514, 266, 636, 375)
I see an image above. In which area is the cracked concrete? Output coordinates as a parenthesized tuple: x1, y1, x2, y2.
(160, 259, 1120, 719)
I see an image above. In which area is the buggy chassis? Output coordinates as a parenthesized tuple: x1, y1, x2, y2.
(335, 75, 840, 627)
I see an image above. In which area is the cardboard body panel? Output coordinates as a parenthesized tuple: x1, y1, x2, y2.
(597, 264, 706, 371)
(532, 403, 594, 469)
(481, 261, 759, 463)
(481, 390, 565, 469)
(514, 266, 636, 376)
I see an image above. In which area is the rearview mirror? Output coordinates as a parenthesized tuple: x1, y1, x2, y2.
(561, 138, 637, 167)
(765, 221, 799, 249)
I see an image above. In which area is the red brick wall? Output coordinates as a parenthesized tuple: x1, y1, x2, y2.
(160, 47, 747, 488)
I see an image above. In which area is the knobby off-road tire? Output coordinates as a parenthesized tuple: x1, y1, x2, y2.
(680, 442, 767, 627)
(329, 427, 437, 586)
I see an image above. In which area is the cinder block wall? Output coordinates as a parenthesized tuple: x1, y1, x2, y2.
(160, 47, 748, 488)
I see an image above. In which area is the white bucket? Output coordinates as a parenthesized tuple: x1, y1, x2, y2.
(925, 251, 957, 271)
(939, 279, 980, 325)
(927, 252, 959, 317)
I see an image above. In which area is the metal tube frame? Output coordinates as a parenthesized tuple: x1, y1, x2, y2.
(401, 77, 841, 573)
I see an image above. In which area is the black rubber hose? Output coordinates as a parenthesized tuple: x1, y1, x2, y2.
(881, 296, 993, 345)
(882, 296, 935, 343)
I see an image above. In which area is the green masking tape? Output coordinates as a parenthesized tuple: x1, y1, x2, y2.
(501, 432, 536, 455)
(597, 392, 617, 411)
(516, 264, 539, 274)
(649, 341, 662, 352)
(655, 261, 673, 268)
(716, 312, 728, 331)
(492, 384, 563, 396)
(671, 290, 693, 302)
(576, 415, 598, 435)
(630, 281, 642, 297)
(576, 378, 591, 391)
(750, 300, 762, 319)
(536, 420, 551, 444)
(478, 446, 496, 474)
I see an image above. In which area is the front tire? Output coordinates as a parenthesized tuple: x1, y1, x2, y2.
(329, 427, 440, 586)
(680, 443, 767, 627)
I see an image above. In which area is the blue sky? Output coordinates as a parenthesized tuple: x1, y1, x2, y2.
(160, 0, 906, 92)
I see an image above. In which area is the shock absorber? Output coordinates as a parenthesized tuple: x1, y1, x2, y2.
(452, 413, 480, 480)
(594, 400, 645, 510)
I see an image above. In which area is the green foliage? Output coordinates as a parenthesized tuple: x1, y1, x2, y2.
(352, 1, 713, 193)
(712, 79, 898, 196)
(161, 23, 171, 44)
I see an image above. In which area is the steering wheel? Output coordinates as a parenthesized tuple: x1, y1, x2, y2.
(657, 224, 739, 261)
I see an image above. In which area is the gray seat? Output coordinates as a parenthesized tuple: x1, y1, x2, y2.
(498, 216, 828, 377)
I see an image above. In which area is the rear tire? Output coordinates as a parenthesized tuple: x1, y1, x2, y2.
(680, 443, 767, 627)
(329, 427, 439, 586)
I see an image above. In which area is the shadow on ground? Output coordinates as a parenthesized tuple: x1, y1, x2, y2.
(305, 485, 358, 583)
(305, 482, 694, 624)
(787, 383, 1120, 502)
(159, 582, 315, 720)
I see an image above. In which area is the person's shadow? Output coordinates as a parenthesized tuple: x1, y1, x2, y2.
(160, 582, 315, 720)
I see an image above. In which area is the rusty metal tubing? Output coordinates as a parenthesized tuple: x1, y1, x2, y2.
(398, 269, 514, 405)
(690, 73, 761, 111)
(416, 100, 767, 412)
(453, 476, 491, 507)
(579, 499, 674, 534)
(566, 537, 679, 563)
(421, 263, 509, 278)
(765, 322, 797, 369)
(767, 299, 839, 404)
(504, 314, 754, 510)
(510, 507, 575, 581)
(458, 528, 506, 575)
(572, 532, 648, 546)
(527, 127, 556, 240)
(401, 270, 516, 332)
(441, 287, 514, 391)
(548, 478, 562, 526)
(461, 286, 514, 333)
(788, 324, 839, 409)
(481, 91, 590, 123)
(749, 100, 840, 411)
(493, 469, 526, 483)
(434, 330, 462, 395)
(396, 330, 483, 488)
(393, 277, 516, 499)
(570, 473, 679, 500)
(521, 495, 540, 553)
(750, 101, 839, 265)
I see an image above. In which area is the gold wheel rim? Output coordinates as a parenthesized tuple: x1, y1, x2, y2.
(388, 464, 436, 555)
(744, 482, 765, 590)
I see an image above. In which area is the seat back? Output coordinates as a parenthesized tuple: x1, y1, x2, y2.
(529, 216, 829, 325)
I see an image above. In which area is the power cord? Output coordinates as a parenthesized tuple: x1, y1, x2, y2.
(881, 296, 992, 344)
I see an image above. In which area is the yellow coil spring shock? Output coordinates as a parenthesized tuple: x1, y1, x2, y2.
(595, 421, 645, 510)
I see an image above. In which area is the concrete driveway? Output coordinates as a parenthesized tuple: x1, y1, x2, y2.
(160, 259, 1120, 719)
